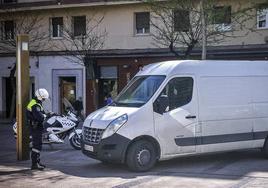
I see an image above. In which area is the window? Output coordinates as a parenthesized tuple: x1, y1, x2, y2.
(156, 77, 193, 112)
(211, 6, 231, 25)
(257, 5, 268, 29)
(1, 20, 15, 40)
(113, 75, 165, 107)
(135, 12, 150, 34)
(51, 17, 63, 38)
(174, 10, 190, 32)
(211, 6, 232, 31)
(73, 16, 86, 37)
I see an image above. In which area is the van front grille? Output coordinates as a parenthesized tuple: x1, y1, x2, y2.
(83, 127, 104, 144)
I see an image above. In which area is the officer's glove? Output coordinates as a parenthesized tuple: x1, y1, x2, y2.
(46, 113, 51, 118)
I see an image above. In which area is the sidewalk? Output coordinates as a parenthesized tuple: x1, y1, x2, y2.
(0, 122, 133, 188)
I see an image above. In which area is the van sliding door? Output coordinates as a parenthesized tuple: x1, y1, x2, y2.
(199, 76, 253, 153)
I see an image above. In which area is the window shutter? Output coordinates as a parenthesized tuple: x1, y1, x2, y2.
(73, 16, 86, 36)
(4, 20, 15, 40)
(224, 6, 231, 24)
(52, 17, 63, 26)
(212, 6, 232, 25)
(174, 10, 190, 32)
(136, 12, 149, 29)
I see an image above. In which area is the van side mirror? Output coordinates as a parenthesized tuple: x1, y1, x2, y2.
(153, 95, 169, 114)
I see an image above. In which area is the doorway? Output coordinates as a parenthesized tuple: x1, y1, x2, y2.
(4, 77, 12, 118)
(98, 66, 118, 107)
(3, 77, 35, 118)
(52, 69, 83, 114)
(59, 77, 76, 114)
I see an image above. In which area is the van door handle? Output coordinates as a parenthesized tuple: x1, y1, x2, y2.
(185, 115, 196, 119)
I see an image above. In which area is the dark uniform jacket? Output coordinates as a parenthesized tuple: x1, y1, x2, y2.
(26, 98, 46, 126)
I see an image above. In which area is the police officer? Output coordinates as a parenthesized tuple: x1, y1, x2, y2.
(26, 88, 49, 170)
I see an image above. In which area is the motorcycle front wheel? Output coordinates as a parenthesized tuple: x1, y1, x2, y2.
(69, 133, 81, 150)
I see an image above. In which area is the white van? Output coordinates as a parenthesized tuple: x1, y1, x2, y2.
(81, 60, 268, 172)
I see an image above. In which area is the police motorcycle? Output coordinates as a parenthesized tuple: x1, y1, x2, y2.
(13, 110, 82, 150)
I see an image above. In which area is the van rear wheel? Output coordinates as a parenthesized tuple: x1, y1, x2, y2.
(126, 140, 157, 172)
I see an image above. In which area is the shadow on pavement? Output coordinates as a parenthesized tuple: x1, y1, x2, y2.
(1, 122, 268, 183)
(47, 149, 268, 180)
(0, 169, 30, 176)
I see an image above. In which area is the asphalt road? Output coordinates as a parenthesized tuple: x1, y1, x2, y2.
(1, 122, 268, 188)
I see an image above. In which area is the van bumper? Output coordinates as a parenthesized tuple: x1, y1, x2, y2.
(81, 133, 131, 163)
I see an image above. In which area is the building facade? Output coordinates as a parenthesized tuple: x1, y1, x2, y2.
(0, 0, 268, 117)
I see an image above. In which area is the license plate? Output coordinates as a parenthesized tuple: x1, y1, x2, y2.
(84, 144, 94, 152)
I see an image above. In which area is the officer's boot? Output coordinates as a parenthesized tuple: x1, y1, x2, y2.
(37, 153, 46, 168)
(31, 151, 44, 170)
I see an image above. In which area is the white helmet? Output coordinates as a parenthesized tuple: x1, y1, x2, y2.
(35, 88, 49, 101)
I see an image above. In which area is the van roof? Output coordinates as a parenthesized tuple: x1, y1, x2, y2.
(136, 60, 268, 77)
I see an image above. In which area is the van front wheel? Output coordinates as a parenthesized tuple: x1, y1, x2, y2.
(126, 140, 157, 172)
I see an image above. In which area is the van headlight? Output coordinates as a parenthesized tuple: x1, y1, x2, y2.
(102, 114, 128, 139)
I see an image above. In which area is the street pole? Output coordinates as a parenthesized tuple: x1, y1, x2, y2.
(201, 0, 207, 60)
(16, 35, 30, 160)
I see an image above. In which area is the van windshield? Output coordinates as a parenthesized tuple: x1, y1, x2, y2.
(111, 75, 166, 107)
